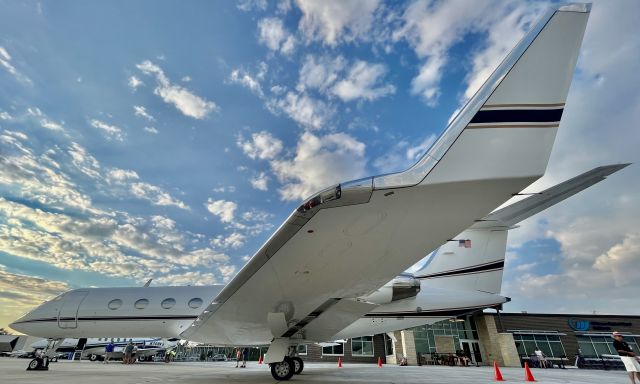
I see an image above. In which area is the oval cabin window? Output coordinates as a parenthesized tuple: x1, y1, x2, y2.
(161, 298, 176, 309)
(188, 298, 203, 309)
(108, 299, 122, 310)
(134, 298, 149, 309)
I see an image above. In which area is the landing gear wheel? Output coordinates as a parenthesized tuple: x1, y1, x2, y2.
(270, 356, 295, 381)
(89, 354, 98, 361)
(28, 359, 39, 370)
(292, 357, 304, 374)
(51, 356, 58, 362)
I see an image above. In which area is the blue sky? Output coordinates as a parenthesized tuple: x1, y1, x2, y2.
(1, 0, 639, 331)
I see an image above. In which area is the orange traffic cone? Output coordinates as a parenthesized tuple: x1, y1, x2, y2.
(493, 361, 505, 381)
(337, 357, 342, 368)
(377, 357, 383, 367)
(258, 354, 263, 364)
(524, 362, 536, 382)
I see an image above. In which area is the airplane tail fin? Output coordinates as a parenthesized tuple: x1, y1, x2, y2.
(375, 4, 591, 188)
(414, 164, 628, 294)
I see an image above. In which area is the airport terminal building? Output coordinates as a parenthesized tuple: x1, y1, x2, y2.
(295, 312, 640, 367)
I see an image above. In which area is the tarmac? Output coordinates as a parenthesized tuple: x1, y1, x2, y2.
(0, 358, 632, 384)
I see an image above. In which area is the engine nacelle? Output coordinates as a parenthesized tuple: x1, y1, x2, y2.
(360, 273, 421, 305)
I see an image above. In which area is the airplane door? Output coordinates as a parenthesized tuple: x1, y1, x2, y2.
(57, 290, 89, 329)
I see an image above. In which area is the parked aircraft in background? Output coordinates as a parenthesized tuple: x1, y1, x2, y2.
(29, 337, 176, 361)
(11, 4, 598, 380)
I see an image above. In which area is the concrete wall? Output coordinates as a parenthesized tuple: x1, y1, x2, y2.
(474, 314, 520, 367)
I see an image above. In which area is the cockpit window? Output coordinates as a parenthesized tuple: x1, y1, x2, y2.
(108, 299, 122, 310)
(161, 298, 176, 309)
(188, 298, 203, 309)
(134, 299, 149, 309)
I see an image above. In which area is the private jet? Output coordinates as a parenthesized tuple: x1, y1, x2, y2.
(12, 4, 603, 380)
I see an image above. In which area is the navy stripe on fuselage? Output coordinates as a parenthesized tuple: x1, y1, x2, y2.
(12, 315, 198, 324)
(415, 259, 504, 279)
(470, 108, 563, 124)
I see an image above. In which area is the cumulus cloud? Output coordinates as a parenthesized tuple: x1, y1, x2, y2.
(68, 142, 101, 179)
(237, 0, 267, 12)
(134, 105, 155, 121)
(130, 182, 189, 210)
(229, 69, 264, 97)
(296, 0, 381, 46)
(249, 172, 269, 191)
(143, 126, 159, 134)
(212, 232, 246, 249)
(373, 134, 437, 174)
(39, 119, 65, 132)
(332, 60, 395, 102)
(271, 131, 367, 200)
(106, 168, 139, 184)
(267, 91, 334, 130)
(257, 17, 296, 55)
(205, 199, 238, 223)
(236, 130, 283, 160)
(90, 119, 125, 142)
(136, 60, 217, 119)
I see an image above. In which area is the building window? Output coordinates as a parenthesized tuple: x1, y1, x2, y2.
(577, 335, 640, 358)
(134, 298, 149, 309)
(161, 298, 176, 309)
(412, 317, 477, 354)
(322, 343, 344, 356)
(351, 336, 374, 356)
(188, 298, 203, 309)
(513, 333, 566, 358)
(108, 299, 122, 310)
(296, 345, 307, 356)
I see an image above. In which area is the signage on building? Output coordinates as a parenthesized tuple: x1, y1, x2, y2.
(568, 318, 633, 332)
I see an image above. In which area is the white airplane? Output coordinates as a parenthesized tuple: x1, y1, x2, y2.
(29, 337, 175, 361)
(11, 4, 597, 380)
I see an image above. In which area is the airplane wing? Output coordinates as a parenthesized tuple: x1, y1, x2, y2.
(473, 163, 630, 229)
(182, 4, 591, 359)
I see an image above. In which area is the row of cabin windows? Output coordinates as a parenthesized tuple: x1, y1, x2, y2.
(107, 297, 203, 310)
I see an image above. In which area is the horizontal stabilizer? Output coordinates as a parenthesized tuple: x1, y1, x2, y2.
(474, 163, 629, 229)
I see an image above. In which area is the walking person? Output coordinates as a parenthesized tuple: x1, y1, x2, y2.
(104, 341, 114, 364)
(613, 332, 640, 384)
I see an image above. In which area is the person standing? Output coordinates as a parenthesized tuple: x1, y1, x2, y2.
(235, 347, 242, 368)
(241, 347, 248, 368)
(613, 332, 640, 384)
(104, 341, 114, 364)
(124, 341, 134, 364)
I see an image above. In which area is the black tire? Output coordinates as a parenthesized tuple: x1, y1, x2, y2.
(270, 357, 295, 381)
(89, 354, 98, 361)
(292, 357, 304, 374)
(51, 357, 58, 362)
(28, 359, 39, 370)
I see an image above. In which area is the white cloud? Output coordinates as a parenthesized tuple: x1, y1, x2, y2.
(128, 76, 144, 90)
(106, 168, 139, 184)
(236, 130, 283, 160)
(332, 60, 395, 102)
(237, 0, 267, 12)
(136, 60, 217, 119)
(267, 91, 334, 130)
(0, 111, 12, 120)
(68, 142, 101, 179)
(271, 131, 367, 200)
(373, 134, 436, 174)
(212, 232, 246, 249)
(298, 55, 346, 93)
(0, 46, 32, 85)
(257, 17, 296, 55)
(39, 119, 65, 132)
(143, 126, 159, 134)
(229, 69, 264, 97)
(205, 199, 238, 223)
(130, 182, 189, 210)
(90, 119, 125, 142)
(296, 0, 381, 46)
(133, 105, 155, 121)
(249, 172, 269, 191)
